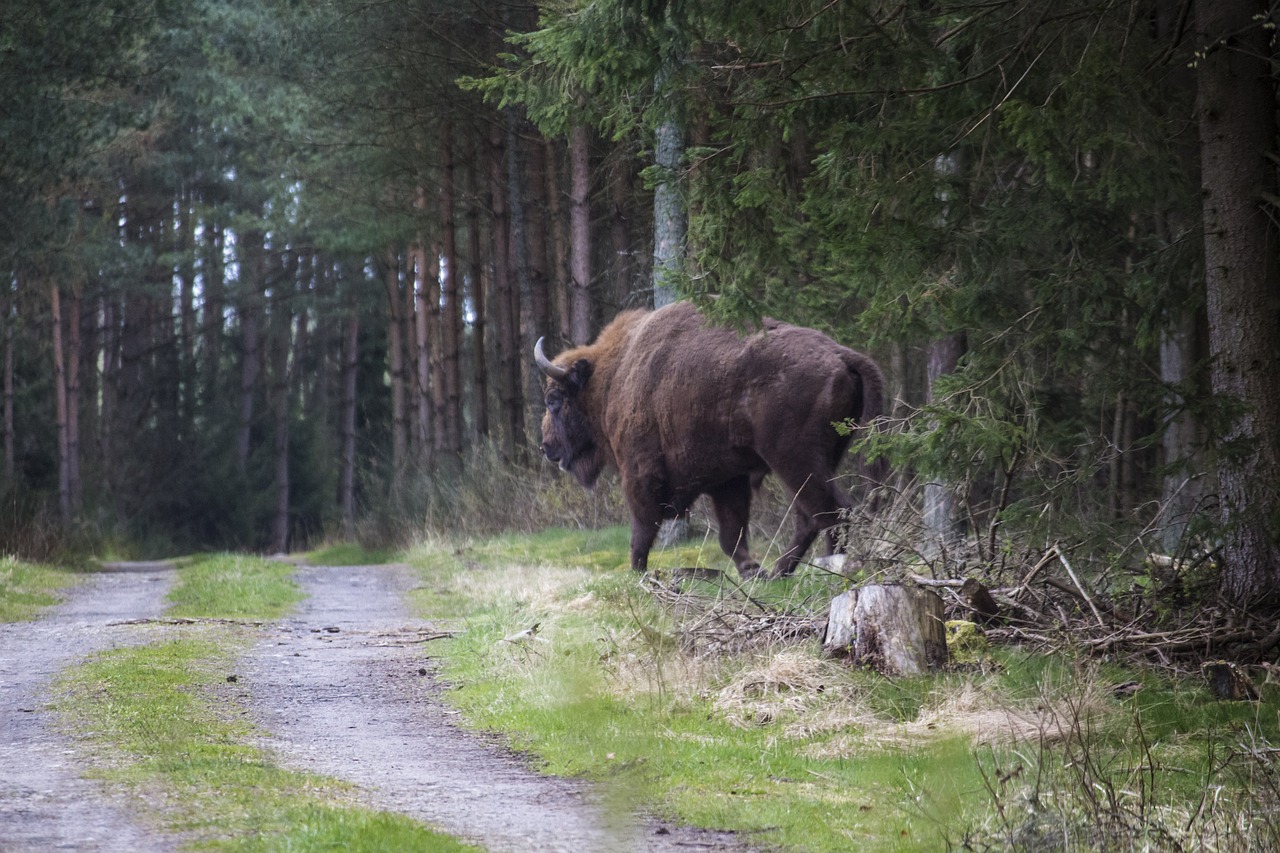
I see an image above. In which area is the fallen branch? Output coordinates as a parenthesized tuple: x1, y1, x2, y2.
(109, 617, 266, 627)
(1055, 544, 1105, 630)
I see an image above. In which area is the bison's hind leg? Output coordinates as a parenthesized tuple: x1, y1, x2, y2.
(770, 462, 852, 578)
(708, 476, 759, 576)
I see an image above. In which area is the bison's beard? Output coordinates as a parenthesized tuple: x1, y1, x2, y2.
(566, 448, 606, 489)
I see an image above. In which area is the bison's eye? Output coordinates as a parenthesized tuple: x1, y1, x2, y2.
(546, 391, 563, 415)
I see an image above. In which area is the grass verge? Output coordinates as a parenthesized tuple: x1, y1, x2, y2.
(55, 553, 477, 851)
(0, 555, 79, 621)
(404, 526, 1280, 852)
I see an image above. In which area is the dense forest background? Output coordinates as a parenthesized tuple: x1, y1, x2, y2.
(3, 0, 1278, 609)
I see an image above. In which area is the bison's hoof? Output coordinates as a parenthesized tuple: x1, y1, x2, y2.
(737, 561, 765, 580)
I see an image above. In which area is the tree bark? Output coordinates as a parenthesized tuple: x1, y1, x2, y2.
(466, 153, 489, 441)
(923, 332, 966, 555)
(339, 293, 360, 538)
(490, 124, 517, 459)
(1194, 0, 1280, 605)
(544, 136, 572, 344)
(236, 229, 265, 474)
(269, 253, 297, 554)
(440, 119, 464, 455)
(506, 111, 530, 456)
(2, 291, 13, 482)
(569, 124, 593, 345)
(66, 282, 81, 517)
(652, 79, 685, 310)
(823, 585, 948, 676)
(51, 283, 71, 531)
(382, 248, 409, 489)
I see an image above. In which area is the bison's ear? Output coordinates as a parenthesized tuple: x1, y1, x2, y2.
(565, 358, 593, 394)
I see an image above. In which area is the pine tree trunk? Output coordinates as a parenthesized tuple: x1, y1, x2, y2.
(237, 229, 265, 474)
(466, 154, 489, 441)
(489, 124, 517, 459)
(1159, 309, 1202, 553)
(51, 283, 71, 531)
(505, 111, 529, 456)
(1195, 0, 1280, 605)
(609, 147, 633, 306)
(544, 136, 572, 344)
(440, 120, 464, 454)
(202, 220, 225, 406)
(340, 298, 359, 537)
(269, 265, 294, 554)
(66, 283, 82, 516)
(651, 105, 684, 309)
(383, 248, 408, 488)
(568, 124, 593, 345)
(3, 292, 13, 482)
(923, 332, 966, 557)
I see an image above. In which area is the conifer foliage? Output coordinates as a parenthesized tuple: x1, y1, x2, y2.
(2, 1, 1277, 610)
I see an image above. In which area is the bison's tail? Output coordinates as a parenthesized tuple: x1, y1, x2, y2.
(841, 349, 890, 498)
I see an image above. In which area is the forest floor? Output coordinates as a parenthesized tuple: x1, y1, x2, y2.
(0, 560, 751, 852)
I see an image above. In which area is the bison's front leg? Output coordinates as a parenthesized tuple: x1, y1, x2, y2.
(627, 513, 661, 572)
(622, 475, 664, 572)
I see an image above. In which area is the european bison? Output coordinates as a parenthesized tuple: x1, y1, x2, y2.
(536, 302, 885, 578)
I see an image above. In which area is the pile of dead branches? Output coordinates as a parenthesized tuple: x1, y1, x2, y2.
(917, 543, 1280, 670)
(642, 573, 820, 657)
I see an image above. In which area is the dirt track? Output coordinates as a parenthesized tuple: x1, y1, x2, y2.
(0, 561, 751, 852)
(0, 562, 179, 851)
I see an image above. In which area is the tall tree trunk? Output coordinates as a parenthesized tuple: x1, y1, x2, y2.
(236, 229, 264, 474)
(1159, 309, 1202, 553)
(506, 111, 530, 456)
(269, 253, 297, 554)
(923, 332, 966, 555)
(1195, 0, 1280, 605)
(467, 153, 489, 440)
(383, 248, 408, 490)
(609, 147, 633, 306)
(651, 77, 685, 310)
(2, 292, 13, 482)
(51, 283, 71, 531)
(66, 282, 81, 517)
(440, 120, 463, 455)
(410, 200, 435, 463)
(178, 189, 197, 433)
(490, 123, 520, 459)
(202, 220, 225, 407)
(544, 136, 572, 343)
(339, 293, 360, 538)
(568, 125, 593, 345)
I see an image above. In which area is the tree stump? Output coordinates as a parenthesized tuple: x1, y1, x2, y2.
(822, 585, 948, 676)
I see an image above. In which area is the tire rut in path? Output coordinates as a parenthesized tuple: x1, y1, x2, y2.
(239, 562, 752, 853)
(0, 562, 180, 852)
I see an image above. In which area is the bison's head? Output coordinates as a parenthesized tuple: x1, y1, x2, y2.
(536, 338, 605, 488)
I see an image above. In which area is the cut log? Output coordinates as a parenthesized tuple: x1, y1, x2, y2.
(823, 584, 948, 676)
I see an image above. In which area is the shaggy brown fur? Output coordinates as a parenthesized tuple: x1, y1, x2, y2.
(538, 301, 885, 578)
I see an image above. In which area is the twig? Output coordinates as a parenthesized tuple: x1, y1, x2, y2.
(908, 572, 966, 588)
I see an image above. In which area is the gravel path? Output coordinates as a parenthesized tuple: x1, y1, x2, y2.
(0, 562, 179, 852)
(237, 561, 750, 852)
(0, 559, 752, 852)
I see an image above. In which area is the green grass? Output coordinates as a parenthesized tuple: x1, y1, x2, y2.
(56, 550, 477, 851)
(0, 555, 79, 621)
(167, 553, 303, 620)
(404, 525, 1280, 852)
(306, 542, 396, 566)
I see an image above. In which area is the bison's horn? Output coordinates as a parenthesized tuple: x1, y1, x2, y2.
(534, 337, 569, 380)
